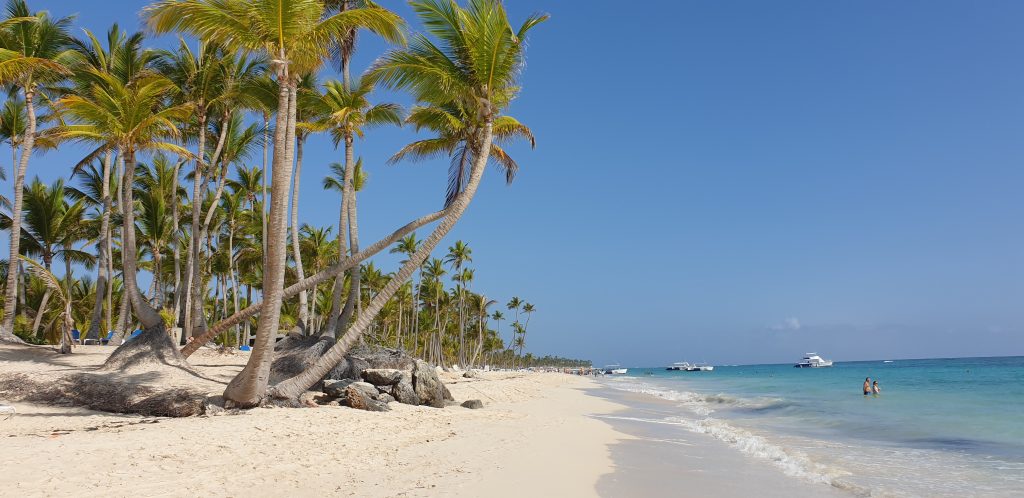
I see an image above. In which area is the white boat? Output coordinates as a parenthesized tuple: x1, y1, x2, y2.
(666, 362, 714, 372)
(603, 364, 628, 375)
(794, 353, 833, 368)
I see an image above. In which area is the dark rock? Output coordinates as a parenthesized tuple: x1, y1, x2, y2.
(349, 381, 379, 399)
(348, 345, 417, 371)
(412, 360, 446, 408)
(362, 368, 404, 386)
(378, 393, 395, 404)
(343, 385, 390, 412)
(323, 379, 358, 397)
(442, 384, 454, 402)
(392, 379, 421, 405)
(461, 399, 484, 409)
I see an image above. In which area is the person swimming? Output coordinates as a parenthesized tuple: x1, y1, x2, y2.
(872, 380, 880, 395)
(863, 377, 871, 395)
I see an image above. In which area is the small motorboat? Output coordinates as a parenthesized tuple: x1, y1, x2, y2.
(603, 364, 628, 375)
(794, 353, 833, 368)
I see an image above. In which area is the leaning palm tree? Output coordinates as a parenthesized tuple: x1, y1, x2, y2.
(53, 70, 191, 365)
(0, 1, 75, 342)
(146, 0, 405, 406)
(269, 0, 545, 400)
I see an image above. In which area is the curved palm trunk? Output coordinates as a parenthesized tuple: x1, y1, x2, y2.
(270, 122, 494, 400)
(181, 208, 445, 357)
(0, 89, 36, 343)
(290, 134, 309, 332)
(223, 72, 295, 407)
(120, 150, 163, 330)
(86, 151, 114, 340)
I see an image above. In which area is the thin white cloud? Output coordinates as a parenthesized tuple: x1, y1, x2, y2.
(770, 317, 802, 331)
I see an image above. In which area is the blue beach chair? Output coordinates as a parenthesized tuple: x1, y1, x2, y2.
(126, 329, 143, 341)
(71, 330, 81, 343)
(101, 331, 115, 345)
(239, 345, 252, 352)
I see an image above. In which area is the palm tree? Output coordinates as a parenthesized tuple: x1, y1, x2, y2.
(0, 97, 25, 182)
(270, 0, 545, 400)
(309, 77, 402, 337)
(470, 294, 495, 368)
(54, 70, 191, 349)
(0, 1, 75, 342)
(136, 159, 177, 308)
(389, 232, 421, 349)
(444, 239, 472, 365)
(147, 0, 405, 406)
(16, 178, 93, 338)
(20, 256, 75, 353)
(390, 104, 535, 205)
(64, 23, 157, 343)
(321, 158, 365, 336)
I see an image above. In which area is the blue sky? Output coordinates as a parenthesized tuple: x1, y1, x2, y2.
(7, 1, 1024, 366)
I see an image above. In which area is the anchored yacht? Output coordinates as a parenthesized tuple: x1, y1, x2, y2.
(794, 353, 833, 368)
(666, 362, 714, 372)
(603, 364, 628, 375)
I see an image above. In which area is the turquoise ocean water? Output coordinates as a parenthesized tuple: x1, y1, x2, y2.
(601, 356, 1024, 496)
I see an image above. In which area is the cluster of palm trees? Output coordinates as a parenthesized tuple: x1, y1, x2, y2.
(0, 0, 550, 406)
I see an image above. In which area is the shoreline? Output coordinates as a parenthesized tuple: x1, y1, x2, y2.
(2, 344, 859, 497)
(592, 384, 851, 497)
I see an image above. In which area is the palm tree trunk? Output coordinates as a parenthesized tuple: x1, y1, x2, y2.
(189, 112, 232, 341)
(223, 70, 295, 407)
(183, 111, 207, 342)
(336, 133, 359, 334)
(323, 182, 348, 337)
(153, 249, 163, 308)
(120, 150, 163, 330)
(229, 220, 240, 345)
(86, 151, 113, 341)
(290, 134, 309, 332)
(172, 159, 183, 331)
(0, 89, 36, 342)
(32, 289, 51, 339)
(270, 121, 495, 400)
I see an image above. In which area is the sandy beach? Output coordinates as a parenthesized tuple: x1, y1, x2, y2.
(0, 344, 627, 497)
(0, 344, 857, 497)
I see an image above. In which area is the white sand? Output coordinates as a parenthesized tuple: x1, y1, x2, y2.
(0, 345, 627, 497)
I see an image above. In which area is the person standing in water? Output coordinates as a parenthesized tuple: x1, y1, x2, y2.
(872, 380, 881, 395)
(863, 377, 872, 395)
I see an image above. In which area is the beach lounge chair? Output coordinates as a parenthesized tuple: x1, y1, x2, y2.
(71, 330, 81, 343)
(125, 329, 143, 341)
(100, 331, 115, 345)
(239, 345, 252, 352)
